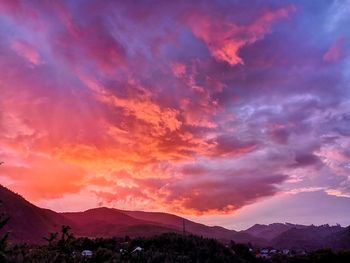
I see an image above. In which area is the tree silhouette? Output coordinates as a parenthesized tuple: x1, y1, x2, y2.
(0, 163, 11, 261)
(0, 201, 10, 261)
(60, 225, 72, 243)
(57, 225, 75, 254)
(43, 232, 58, 247)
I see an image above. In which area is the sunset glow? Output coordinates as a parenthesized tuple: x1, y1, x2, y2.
(1, 0, 350, 229)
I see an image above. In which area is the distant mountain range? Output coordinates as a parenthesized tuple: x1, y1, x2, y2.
(0, 185, 349, 250)
(244, 222, 350, 250)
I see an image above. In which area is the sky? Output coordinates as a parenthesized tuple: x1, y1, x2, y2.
(0, 0, 350, 230)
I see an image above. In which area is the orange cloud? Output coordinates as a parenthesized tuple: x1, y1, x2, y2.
(102, 95, 182, 135)
(0, 151, 86, 201)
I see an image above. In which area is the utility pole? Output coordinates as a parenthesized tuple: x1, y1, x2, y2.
(182, 218, 186, 236)
(182, 218, 186, 263)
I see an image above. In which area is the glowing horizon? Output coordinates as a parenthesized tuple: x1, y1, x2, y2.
(1, 0, 350, 229)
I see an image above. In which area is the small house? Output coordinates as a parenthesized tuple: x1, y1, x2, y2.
(132, 247, 143, 253)
(81, 250, 93, 257)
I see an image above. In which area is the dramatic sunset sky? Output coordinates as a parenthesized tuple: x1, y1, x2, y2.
(0, 0, 350, 230)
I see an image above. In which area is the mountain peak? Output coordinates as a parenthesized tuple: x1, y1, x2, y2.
(1, 184, 349, 249)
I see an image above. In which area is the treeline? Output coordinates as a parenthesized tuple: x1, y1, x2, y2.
(0, 216, 350, 262)
(0, 225, 240, 262)
(1, 230, 350, 262)
(0, 224, 249, 262)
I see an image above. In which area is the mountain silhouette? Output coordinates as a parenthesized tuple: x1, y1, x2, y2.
(0, 184, 349, 249)
(0, 185, 72, 243)
(0, 185, 256, 244)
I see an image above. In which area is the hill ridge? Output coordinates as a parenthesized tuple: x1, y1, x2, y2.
(1, 184, 349, 249)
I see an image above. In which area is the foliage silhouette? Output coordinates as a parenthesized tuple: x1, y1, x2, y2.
(0, 200, 10, 262)
(0, 230, 349, 262)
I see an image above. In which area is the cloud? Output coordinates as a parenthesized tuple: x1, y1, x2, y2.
(11, 40, 41, 65)
(101, 94, 182, 135)
(187, 5, 296, 65)
(292, 153, 321, 167)
(161, 166, 287, 214)
(211, 135, 257, 157)
(0, 152, 86, 200)
(89, 163, 287, 214)
(0, 0, 349, 222)
(323, 38, 344, 62)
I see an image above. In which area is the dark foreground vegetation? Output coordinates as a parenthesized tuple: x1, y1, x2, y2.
(1, 224, 350, 263)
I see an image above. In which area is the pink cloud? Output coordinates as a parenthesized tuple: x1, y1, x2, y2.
(159, 169, 287, 214)
(323, 38, 344, 62)
(172, 63, 186, 77)
(188, 5, 296, 65)
(11, 40, 41, 65)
